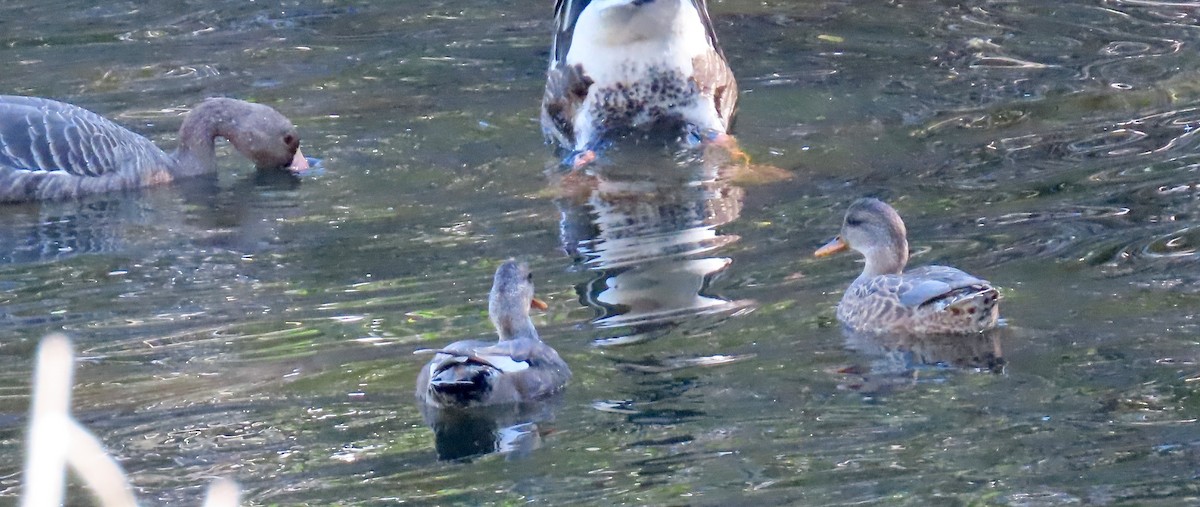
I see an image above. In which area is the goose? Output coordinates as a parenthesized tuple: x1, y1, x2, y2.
(0, 96, 307, 202)
(416, 261, 571, 408)
(815, 198, 1001, 336)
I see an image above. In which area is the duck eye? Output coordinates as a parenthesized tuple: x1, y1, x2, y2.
(846, 217, 864, 227)
(526, 273, 534, 282)
(283, 134, 297, 147)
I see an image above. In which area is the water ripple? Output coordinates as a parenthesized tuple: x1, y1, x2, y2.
(937, 106, 1200, 190)
(1103, 0, 1200, 26)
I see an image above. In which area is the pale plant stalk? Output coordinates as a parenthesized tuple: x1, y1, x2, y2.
(202, 478, 241, 507)
(21, 334, 240, 507)
(64, 420, 138, 506)
(21, 334, 73, 507)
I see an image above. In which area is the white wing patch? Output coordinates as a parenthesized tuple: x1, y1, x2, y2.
(477, 354, 530, 373)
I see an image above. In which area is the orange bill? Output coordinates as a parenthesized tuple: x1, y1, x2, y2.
(530, 297, 549, 311)
(571, 149, 597, 170)
(814, 236, 849, 257)
(288, 149, 310, 173)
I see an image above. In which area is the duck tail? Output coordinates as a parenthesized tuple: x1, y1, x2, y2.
(428, 362, 495, 406)
(941, 286, 1001, 329)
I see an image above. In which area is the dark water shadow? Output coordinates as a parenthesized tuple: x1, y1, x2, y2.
(418, 394, 564, 461)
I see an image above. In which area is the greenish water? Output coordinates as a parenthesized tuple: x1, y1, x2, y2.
(1, 0, 1199, 504)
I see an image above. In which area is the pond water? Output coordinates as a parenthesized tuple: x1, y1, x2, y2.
(1, 0, 1199, 504)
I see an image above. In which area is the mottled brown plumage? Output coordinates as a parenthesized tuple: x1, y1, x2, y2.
(816, 198, 1001, 336)
(415, 261, 571, 408)
(0, 96, 305, 202)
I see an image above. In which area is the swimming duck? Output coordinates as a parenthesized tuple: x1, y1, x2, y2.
(815, 198, 1000, 336)
(541, 0, 738, 166)
(0, 96, 307, 202)
(415, 261, 571, 408)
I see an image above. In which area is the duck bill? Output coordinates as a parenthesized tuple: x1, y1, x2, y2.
(814, 236, 849, 257)
(530, 297, 549, 311)
(287, 149, 310, 174)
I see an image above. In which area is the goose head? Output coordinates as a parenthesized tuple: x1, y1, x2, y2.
(191, 98, 308, 174)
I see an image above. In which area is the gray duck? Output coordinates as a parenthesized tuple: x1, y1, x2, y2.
(0, 96, 306, 202)
(815, 198, 1001, 336)
(416, 261, 571, 408)
(541, 0, 738, 166)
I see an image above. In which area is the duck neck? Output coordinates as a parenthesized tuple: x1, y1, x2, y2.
(170, 99, 239, 178)
(490, 299, 539, 342)
(856, 237, 908, 283)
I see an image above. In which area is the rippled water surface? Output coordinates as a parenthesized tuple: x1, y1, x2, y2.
(1, 0, 1199, 504)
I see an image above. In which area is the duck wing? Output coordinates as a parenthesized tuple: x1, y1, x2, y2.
(0, 96, 169, 178)
(541, 62, 593, 147)
(692, 0, 726, 57)
(691, 45, 738, 127)
(424, 339, 535, 374)
(841, 266, 999, 336)
(896, 265, 995, 309)
(542, 0, 596, 147)
(551, 0, 591, 65)
(690, 0, 737, 127)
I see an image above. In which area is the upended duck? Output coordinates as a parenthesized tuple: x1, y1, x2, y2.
(541, 0, 738, 166)
(0, 96, 307, 202)
(815, 198, 1001, 336)
(416, 261, 571, 408)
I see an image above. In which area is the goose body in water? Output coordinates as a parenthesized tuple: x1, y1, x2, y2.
(416, 261, 571, 408)
(0, 96, 306, 202)
(541, 0, 737, 166)
(815, 198, 1001, 336)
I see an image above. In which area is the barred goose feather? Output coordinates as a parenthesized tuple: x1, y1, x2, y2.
(0, 96, 306, 202)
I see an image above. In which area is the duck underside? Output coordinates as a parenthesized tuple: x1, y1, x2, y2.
(543, 54, 734, 152)
(574, 65, 726, 149)
(593, 67, 703, 127)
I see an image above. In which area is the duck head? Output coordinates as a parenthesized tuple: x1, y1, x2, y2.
(489, 261, 548, 341)
(815, 198, 909, 281)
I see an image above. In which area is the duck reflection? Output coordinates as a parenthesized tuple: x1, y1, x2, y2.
(0, 172, 304, 265)
(554, 145, 753, 345)
(418, 394, 562, 461)
(845, 329, 1005, 374)
(837, 329, 1006, 394)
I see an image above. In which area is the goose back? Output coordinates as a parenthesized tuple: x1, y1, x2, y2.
(0, 96, 174, 202)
